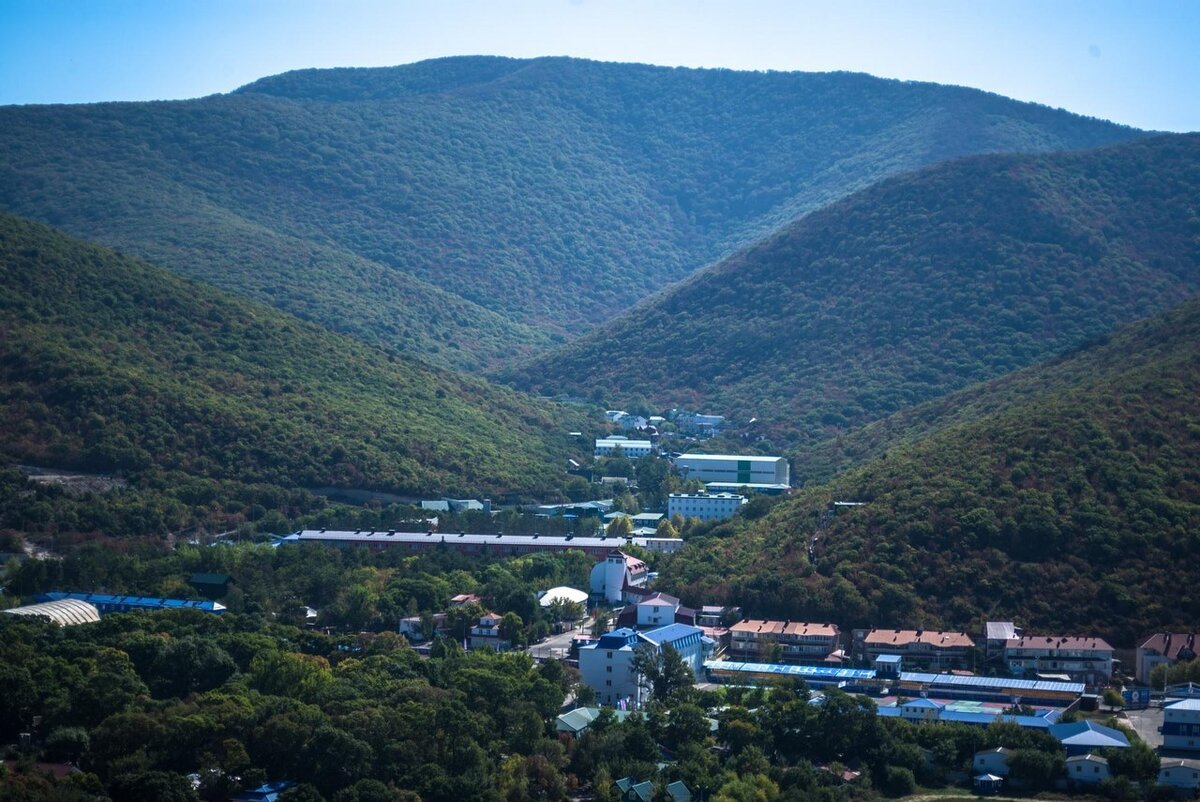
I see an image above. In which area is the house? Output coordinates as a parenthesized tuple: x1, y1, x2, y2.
(1158, 758, 1200, 791)
(897, 697, 944, 722)
(1048, 720, 1129, 756)
(1138, 634, 1199, 685)
(554, 706, 629, 736)
(729, 619, 842, 664)
(590, 550, 650, 604)
(973, 774, 1004, 794)
(974, 747, 1013, 777)
(874, 654, 903, 678)
(852, 628, 975, 671)
(1162, 698, 1200, 752)
(398, 612, 446, 642)
(1065, 754, 1110, 784)
(449, 593, 482, 607)
(674, 453, 789, 486)
(677, 413, 725, 437)
(696, 606, 741, 628)
(667, 492, 747, 522)
(468, 612, 509, 652)
(188, 572, 231, 598)
(614, 777, 654, 802)
(1003, 635, 1114, 686)
(613, 592, 696, 630)
(666, 779, 693, 802)
(231, 782, 295, 802)
(579, 624, 705, 708)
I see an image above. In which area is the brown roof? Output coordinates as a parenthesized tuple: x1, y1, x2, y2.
(730, 619, 839, 637)
(1005, 635, 1113, 652)
(1139, 633, 1199, 660)
(861, 629, 975, 648)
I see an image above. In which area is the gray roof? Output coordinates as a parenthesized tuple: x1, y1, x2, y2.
(2, 598, 101, 626)
(294, 530, 680, 550)
(986, 621, 1017, 640)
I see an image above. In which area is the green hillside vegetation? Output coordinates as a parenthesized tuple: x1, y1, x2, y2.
(511, 134, 1200, 452)
(0, 214, 592, 531)
(660, 298, 1200, 645)
(0, 56, 1143, 370)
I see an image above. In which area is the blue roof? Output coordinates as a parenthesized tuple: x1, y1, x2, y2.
(1166, 698, 1200, 710)
(876, 655, 903, 664)
(595, 628, 640, 650)
(900, 671, 1083, 695)
(706, 661, 876, 681)
(644, 623, 703, 649)
(39, 591, 225, 613)
(231, 781, 294, 802)
(903, 698, 944, 709)
(1049, 721, 1130, 748)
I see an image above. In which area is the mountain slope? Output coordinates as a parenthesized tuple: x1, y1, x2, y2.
(0, 213, 589, 504)
(0, 56, 1144, 369)
(660, 298, 1200, 645)
(510, 134, 1200, 451)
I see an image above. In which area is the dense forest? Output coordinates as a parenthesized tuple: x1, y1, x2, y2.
(659, 297, 1200, 645)
(0, 214, 594, 532)
(511, 134, 1200, 450)
(0, 56, 1143, 370)
(0, 542, 1160, 802)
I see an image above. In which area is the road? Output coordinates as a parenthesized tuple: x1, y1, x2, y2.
(1121, 706, 1163, 747)
(529, 620, 592, 662)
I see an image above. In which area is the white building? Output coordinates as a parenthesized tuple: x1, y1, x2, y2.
(1163, 698, 1200, 752)
(674, 453, 789, 486)
(578, 624, 705, 708)
(973, 748, 1013, 777)
(1003, 636, 1114, 686)
(595, 437, 653, 459)
(1158, 758, 1200, 791)
(589, 550, 649, 604)
(668, 492, 747, 522)
(1065, 755, 1110, 785)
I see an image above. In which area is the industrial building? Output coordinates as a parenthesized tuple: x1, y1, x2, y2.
(292, 529, 683, 557)
(595, 437, 653, 459)
(673, 453, 789, 486)
(2, 598, 101, 626)
(38, 592, 226, 615)
(1162, 698, 1200, 752)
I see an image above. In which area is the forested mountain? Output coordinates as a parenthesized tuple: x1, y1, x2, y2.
(0, 56, 1144, 370)
(0, 213, 590, 517)
(660, 298, 1200, 644)
(510, 134, 1200, 451)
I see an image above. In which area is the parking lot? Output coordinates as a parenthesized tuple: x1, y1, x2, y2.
(1121, 706, 1163, 748)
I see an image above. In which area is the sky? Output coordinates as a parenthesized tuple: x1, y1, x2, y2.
(1, 0, 1197, 132)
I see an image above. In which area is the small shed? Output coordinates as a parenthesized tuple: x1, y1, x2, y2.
(188, 572, 231, 599)
(1066, 753, 1110, 784)
(974, 773, 1004, 794)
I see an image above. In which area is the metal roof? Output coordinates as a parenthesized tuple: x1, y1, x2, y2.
(643, 623, 703, 648)
(40, 592, 225, 613)
(2, 598, 100, 626)
(900, 671, 1084, 695)
(706, 661, 876, 681)
(676, 453, 783, 463)
(294, 529, 680, 550)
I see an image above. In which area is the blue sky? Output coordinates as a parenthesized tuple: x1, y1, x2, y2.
(1, 0, 1197, 131)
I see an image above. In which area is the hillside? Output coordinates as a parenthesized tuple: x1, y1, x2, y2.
(660, 298, 1200, 645)
(510, 134, 1200, 452)
(0, 56, 1144, 370)
(0, 213, 591, 517)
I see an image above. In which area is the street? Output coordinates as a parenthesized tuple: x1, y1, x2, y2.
(1121, 706, 1163, 748)
(528, 619, 592, 662)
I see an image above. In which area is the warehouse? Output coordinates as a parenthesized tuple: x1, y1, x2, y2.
(2, 598, 101, 626)
(294, 529, 683, 556)
(674, 454, 789, 486)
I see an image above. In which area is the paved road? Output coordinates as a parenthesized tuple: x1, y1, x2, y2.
(1122, 707, 1163, 747)
(529, 620, 592, 661)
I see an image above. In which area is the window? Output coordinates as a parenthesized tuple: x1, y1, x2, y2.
(605, 679, 611, 686)
(606, 666, 612, 673)
(607, 651, 613, 659)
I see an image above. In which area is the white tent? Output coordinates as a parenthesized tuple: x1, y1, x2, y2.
(538, 586, 589, 607)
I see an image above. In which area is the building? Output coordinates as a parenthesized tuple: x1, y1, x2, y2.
(614, 777, 654, 802)
(1003, 636, 1114, 686)
(293, 529, 682, 558)
(615, 592, 695, 629)
(1163, 698, 1200, 752)
(898, 697, 944, 722)
(590, 550, 650, 604)
(595, 437, 653, 459)
(677, 413, 725, 437)
(667, 492, 747, 522)
(974, 748, 1013, 777)
(984, 621, 1020, 661)
(896, 671, 1084, 708)
(555, 706, 629, 737)
(853, 629, 975, 671)
(1158, 758, 1200, 792)
(674, 453, 789, 486)
(1048, 721, 1129, 756)
(1137, 633, 1199, 686)
(1065, 754, 1110, 785)
(37, 592, 226, 615)
(729, 619, 842, 664)
(420, 497, 490, 513)
(538, 586, 589, 610)
(704, 482, 790, 495)
(2, 598, 100, 627)
(231, 782, 295, 802)
(579, 624, 705, 708)
(696, 606, 741, 628)
(469, 612, 509, 652)
(704, 661, 877, 689)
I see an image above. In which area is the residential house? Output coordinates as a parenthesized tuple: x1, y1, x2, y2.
(852, 628, 975, 671)
(554, 706, 628, 737)
(898, 697, 944, 722)
(667, 492, 747, 522)
(666, 779, 693, 802)
(1048, 721, 1129, 756)
(614, 592, 697, 630)
(696, 605, 742, 628)
(974, 747, 1013, 777)
(595, 437, 653, 459)
(589, 550, 649, 604)
(1158, 758, 1200, 792)
(468, 612, 509, 652)
(449, 593, 482, 607)
(730, 619, 842, 664)
(1163, 698, 1200, 752)
(614, 777, 654, 802)
(1065, 754, 1110, 785)
(231, 783, 295, 802)
(579, 624, 705, 708)
(984, 621, 1021, 661)
(1137, 633, 1199, 686)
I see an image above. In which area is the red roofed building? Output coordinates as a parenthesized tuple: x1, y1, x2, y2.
(1137, 634, 1199, 685)
(852, 628, 976, 671)
(1003, 636, 1114, 686)
(730, 619, 842, 664)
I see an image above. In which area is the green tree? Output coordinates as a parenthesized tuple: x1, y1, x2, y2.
(631, 643, 695, 704)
